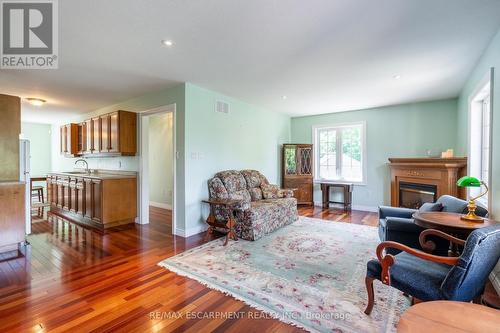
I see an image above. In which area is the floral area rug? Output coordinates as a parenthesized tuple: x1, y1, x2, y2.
(158, 216, 409, 332)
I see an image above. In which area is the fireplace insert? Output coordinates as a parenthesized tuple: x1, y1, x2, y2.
(399, 182, 437, 209)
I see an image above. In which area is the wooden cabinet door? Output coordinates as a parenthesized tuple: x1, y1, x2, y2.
(109, 112, 119, 153)
(61, 177, 70, 211)
(78, 123, 86, 154)
(76, 178, 84, 216)
(92, 180, 102, 222)
(83, 178, 102, 222)
(84, 119, 93, 154)
(91, 117, 101, 153)
(69, 178, 77, 213)
(100, 114, 110, 152)
(56, 178, 63, 208)
(84, 178, 92, 219)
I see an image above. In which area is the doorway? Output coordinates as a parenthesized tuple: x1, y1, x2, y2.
(138, 104, 176, 234)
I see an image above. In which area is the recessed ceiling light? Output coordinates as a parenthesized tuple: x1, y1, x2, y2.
(393, 75, 401, 80)
(282, 95, 288, 100)
(26, 98, 46, 106)
(161, 39, 174, 47)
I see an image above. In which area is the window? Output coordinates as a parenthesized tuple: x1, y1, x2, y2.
(313, 122, 366, 184)
(469, 77, 492, 208)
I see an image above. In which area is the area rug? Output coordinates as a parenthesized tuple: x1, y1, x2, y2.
(158, 216, 410, 332)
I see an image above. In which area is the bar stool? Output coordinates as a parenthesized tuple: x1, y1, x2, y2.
(31, 185, 44, 203)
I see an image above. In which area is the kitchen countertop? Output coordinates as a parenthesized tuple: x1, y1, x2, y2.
(0, 181, 25, 186)
(48, 170, 137, 180)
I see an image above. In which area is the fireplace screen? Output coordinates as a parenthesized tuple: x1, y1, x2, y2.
(399, 182, 437, 209)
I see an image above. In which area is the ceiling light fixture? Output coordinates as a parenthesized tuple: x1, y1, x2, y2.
(26, 98, 46, 106)
(393, 75, 401, 80)
(161, 39, 174, 47)
(282, 95, 288, 100)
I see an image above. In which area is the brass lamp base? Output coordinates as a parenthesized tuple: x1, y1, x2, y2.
(460, 200, 484, 223)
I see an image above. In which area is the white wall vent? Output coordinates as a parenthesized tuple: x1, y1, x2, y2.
(215, 100, 230, 114)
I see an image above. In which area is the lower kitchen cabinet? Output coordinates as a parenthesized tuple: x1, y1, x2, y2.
(48, 173, 136, 231)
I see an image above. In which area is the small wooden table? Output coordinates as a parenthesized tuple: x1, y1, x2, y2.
(397, 301, 500, 333)
(319, 182, 352, 211)
(413, 212, 500, 239)
(202, 199, 242, 246)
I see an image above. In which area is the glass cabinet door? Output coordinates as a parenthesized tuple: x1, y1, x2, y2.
(298, 147, 312, 175)
(284, 145, 297, 175)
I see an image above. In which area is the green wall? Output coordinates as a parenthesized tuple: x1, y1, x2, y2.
(291, 99, 458, 209)
(183, 83, 291, 234)
(148, 112, 174, 207)
(457, 28, 500, 218)
(21, 122, 52, 177)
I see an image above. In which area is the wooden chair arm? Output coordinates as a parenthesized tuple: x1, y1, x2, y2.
(376, 241, 459, 286)
(419, 229, 466, 253)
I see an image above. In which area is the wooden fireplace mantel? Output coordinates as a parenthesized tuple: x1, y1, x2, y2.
(388, 157, 467, 207)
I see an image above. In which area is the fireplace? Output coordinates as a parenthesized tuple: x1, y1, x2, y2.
(388, 157, 467, 207)
(399, 182, 437, 209)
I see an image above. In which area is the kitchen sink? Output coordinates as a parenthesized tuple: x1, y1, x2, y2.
(64, 171, 92, 175)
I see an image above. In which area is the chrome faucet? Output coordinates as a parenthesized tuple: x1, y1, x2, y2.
(75, 159, 90, 174)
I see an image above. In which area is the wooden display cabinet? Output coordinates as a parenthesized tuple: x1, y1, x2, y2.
(282, 144, 314, 205)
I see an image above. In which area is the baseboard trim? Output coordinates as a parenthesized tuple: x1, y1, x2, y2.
(313, 201, 378, 212)
(175, 224, 208, 238)
(149, 201, 172, 210)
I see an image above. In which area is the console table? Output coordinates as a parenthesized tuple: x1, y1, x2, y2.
(319, 182, 352, 212)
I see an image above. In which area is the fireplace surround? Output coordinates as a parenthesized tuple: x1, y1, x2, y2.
(388, 157, 467, 208)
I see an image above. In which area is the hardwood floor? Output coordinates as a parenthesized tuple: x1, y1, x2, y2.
(0, 206, 377, 332)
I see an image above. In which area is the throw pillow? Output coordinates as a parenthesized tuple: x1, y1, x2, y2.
(418, 202, 443, 212)
(262, 184, 284, 199)
(249, 187, 263, 201)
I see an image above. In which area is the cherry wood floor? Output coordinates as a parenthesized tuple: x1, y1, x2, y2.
(0, 206, 377, 332)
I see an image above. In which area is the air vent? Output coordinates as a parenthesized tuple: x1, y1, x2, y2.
(215, 100, 230, 114)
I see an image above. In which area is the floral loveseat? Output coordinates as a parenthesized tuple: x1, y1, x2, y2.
(208, 170, 299, 241)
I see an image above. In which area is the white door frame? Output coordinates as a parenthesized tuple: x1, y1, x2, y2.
(138, 104, 177, 235)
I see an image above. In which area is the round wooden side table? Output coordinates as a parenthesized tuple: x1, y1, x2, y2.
(412, 212, 500, 239)
(397, 301, 500, 333)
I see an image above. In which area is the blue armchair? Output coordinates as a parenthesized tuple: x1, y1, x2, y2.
(364, 225, 500, 315)
(378, 195, 488, 256)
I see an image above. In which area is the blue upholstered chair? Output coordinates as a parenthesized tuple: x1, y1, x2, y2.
(364, 225, 500, 315)
(378, 195, 489, 256)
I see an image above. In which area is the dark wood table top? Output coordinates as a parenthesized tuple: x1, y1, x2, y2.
(413, 212, 500, 231)
(202, 199, 243, 206)
(30, 176, 48, 182)
(397, 301, 500, 333)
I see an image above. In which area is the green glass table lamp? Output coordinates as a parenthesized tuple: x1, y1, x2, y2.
(456, 176, 488, 222)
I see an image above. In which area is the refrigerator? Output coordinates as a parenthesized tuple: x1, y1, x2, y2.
(20, 139, 31, 235)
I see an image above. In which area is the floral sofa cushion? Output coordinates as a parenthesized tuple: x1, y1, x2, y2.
(208, 170, 299, 241)
(241, 169, 269, 202)
(261, 184, 293, 199)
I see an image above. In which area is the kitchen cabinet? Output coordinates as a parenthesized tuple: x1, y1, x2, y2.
(97, 110, 136, 156)
(60, 123, 79, 157)
(91, 117, 101, 153)
(0, 182, 25, 253)
(84, 119, 93, 154)
(48, 172, 136, 230)
(61, 111, 136, 158)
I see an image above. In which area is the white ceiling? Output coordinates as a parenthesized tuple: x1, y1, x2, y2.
(2, 0, 500, 123)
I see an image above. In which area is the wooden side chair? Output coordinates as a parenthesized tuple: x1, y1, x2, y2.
(364, 225, 500, 315)
(31, 185, 44, 203)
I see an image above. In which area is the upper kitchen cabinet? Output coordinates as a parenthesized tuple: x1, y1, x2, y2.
(61, 110, 137, 158)
(98, 111, 136, 156)
(60, 123, 79, 157)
